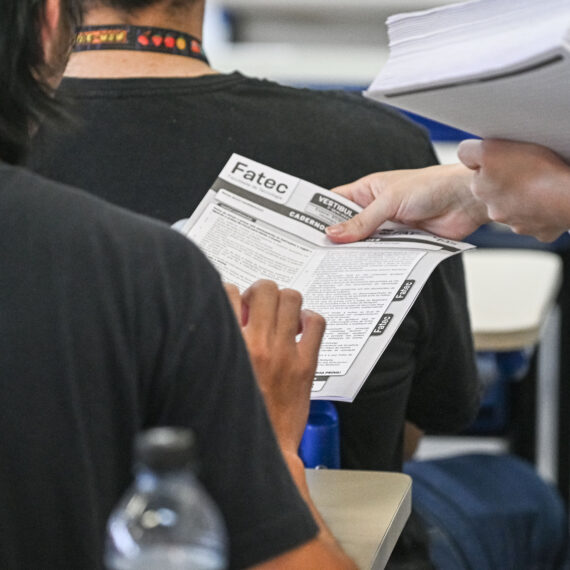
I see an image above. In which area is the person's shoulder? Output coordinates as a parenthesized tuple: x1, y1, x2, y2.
(236, 73, 429, 138)
(2, 163, 204, 261)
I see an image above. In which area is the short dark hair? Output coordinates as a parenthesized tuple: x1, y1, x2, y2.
(80, 0, 194, 13)
(81, 0, 155, 9)
(0, 1, 82, 164)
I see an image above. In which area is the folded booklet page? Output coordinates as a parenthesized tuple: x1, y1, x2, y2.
(182, 154, 474, 402)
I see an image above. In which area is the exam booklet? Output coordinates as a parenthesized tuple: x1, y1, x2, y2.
(366, 0, 570, 161)
(181, 154, 474, 402)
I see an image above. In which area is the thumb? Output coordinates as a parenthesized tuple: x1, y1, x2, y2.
(457, 139, 483, 171)
(326, 198, 392, 243)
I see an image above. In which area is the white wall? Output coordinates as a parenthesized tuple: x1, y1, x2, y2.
(204, 1, 460, 87)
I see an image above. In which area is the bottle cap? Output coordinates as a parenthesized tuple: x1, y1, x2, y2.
(135, 427, 197, 472)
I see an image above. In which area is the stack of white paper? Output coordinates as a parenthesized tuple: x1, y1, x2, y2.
(366, 0, 570, 161)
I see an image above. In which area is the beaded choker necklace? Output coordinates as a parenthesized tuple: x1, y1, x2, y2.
(73, 25, 209, 63)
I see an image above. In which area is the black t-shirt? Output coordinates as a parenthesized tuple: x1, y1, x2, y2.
(0, 163, 317, 569)
(29, 72, 480, 472)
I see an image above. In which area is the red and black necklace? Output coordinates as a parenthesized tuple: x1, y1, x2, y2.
(73, 25, 209, 63)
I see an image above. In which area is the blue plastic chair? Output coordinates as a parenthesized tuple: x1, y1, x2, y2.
(464, 350, 530, 435)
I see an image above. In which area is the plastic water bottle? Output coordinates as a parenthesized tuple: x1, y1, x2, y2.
(105, 427, 228, 570)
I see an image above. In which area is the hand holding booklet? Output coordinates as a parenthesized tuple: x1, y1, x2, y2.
(181, 154, 473, 402)
(366, 0, 570, 161)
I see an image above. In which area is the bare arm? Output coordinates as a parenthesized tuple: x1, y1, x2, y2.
(224, 281, 357, 570)
(325, 163, 489, 243)
(458, 139, 570, 242)
(403, 422, 425, 463)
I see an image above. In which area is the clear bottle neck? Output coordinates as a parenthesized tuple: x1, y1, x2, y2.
(135, 466, 196, 493)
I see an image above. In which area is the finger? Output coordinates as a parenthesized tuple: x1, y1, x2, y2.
(223, 283, 242, 323)
(457, 139, 483, 171)
(241, 279, 279, 334)
(275, 288, 303, 340)
(297, 309, 326, 365)
(330, 181, 364, 202)
(326, 197, 393, 243)
(331, 176, 378, 207)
